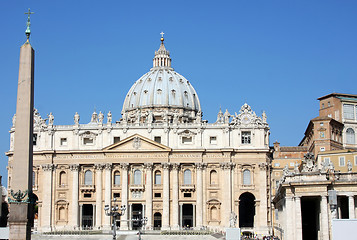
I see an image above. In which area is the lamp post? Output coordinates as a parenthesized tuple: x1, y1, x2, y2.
(104, 198, 126, 240)
(134, 212, 148, 240)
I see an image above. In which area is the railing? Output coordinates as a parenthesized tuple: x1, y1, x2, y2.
(180, 184, 195, 192)
(129, 184, 145, 191)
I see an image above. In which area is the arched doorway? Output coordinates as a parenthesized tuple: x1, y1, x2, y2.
(239, 192, 255, 228)
(153, 212, 162, 230)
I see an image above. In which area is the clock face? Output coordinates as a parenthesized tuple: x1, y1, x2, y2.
(242, 114, 251, 124)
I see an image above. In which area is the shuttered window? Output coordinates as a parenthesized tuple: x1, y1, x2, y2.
(343, 104, 354, 120)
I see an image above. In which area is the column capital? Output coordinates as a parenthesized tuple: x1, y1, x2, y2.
(195, 162, 207, 170)
(220, 162, 235, 170)
(69, 164, 80, 171)
(94, 163, 105, 170)
(161, 162, 171, 170)
(172, 163, 180, 170)
(42, 164, 56, 171)
(104, 163, 112, 170)
(258, 162, 268, 170)
(144, 163, 153, 170)
(120, 163, 129, 170)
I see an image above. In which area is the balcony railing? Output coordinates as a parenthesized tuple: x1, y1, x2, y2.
(80, 184, 95, 192)
(129, 184, 145, 192)
(180, 184, 195, 192)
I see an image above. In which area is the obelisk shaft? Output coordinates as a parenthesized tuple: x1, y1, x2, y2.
(9, 41, 34, 240)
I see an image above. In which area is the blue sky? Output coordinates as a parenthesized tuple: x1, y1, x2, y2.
(1, 1, 357, 186)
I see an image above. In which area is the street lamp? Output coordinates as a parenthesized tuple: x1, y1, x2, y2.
(135, 213, 148, 240)
(104, 198, 126, 240)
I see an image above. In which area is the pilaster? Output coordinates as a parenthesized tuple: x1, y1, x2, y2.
(120, 163, 129, 230)
(94, 164, 104, 229)
(172, 163, 180, 230)
(144, 163, 153, 229)
(162, 162, 171, 230)
(69, 164, 80, 229)
(41, 164, 56, 232)
(103, 163, 112, 230)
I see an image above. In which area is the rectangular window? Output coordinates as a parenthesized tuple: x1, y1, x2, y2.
(33, 134, 37, 146)
(343, 104, 354, 120)
(154, 136, 161, 144)
(184, 193, 191, 198)
(83, 137, 94, 145)
(182, 136, 192, 144)
(322, 103, 325, 108)
(274, 163, 280, 167)
(113, 193, 120, 198)
(320, 147, 325, 152)
(241, 131, 251, 144)
(328, 101, 331, 107)
(339, 156, 345, 166)
(154, 193, 161, 198)
(60, 138, 67, 146)
(84, 193, 92, 198)
(324, 157, 330, 164)
(290, 162, 295, 167)
(354, 156, 357, 166)
(114, 137, 120, 144)
(210, 136, 217, 145)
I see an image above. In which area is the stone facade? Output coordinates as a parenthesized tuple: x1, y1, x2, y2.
(7, 38, 272, 235)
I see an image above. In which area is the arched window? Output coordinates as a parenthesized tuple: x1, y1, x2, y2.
(184, 169, 192, 185)
(210, 170, 218, 185)
(346, 128, 355, 144)
(84, 170, 93, 185)
(210, 206, 218, 220)
(134, 170, 142, 185)
(59, 171, 67, 185)
(114, 171, 120, 185)
(243, 169, 251, 185)
(155, 171, 161, 185)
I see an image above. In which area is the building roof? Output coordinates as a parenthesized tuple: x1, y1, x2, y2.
(317, 92, 357, 101)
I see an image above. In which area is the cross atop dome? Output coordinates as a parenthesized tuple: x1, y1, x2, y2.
(153, 32, 171, 68)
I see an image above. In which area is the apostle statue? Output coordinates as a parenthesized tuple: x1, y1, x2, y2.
(74, 112, 80, 125)
(107, 111, 112, 124)
(48, 112, 54, 126)
(98, 111, 104, 124)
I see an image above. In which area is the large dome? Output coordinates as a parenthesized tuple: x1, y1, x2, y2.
(121, 37, 201, 124)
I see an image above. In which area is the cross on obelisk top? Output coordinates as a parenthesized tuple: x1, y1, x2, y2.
(160, 32, 164, 38)
(160, 31, 165, 43)
(25, 8, 34, 40)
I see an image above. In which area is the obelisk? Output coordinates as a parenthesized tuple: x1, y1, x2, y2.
(8, 9, 35, 240)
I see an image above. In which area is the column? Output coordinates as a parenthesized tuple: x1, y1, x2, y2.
(321, 195, 329, 240)
(162, 163, 171, 230)
(70, 164, 80, 229)
(220, 162, 232, 227)
(285, 196, 294, 240)
(172, 164, 180, 230)
(79, 204, 83, 230)
(95, 164, 104, 229)
(294, 196, 302, 240)
(144, 163, 153, 230)
(193, 204, 196, 227)
(180, 203, 183, 229)
(121, 163, 129, 230)
(195, 163, 204, 228)
(349, 195, 355, 219)
(103, 163, 112, 230)
(41, 164, 55, 232)
(93, 204, 96, 227)
(258, 163, 268, 231)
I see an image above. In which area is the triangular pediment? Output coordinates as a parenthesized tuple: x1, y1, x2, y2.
(103, 134, 171, 151)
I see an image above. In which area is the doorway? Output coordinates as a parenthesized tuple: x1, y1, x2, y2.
(301, 197, 320, 240)
(182, 204, 194, 228)
(131, 204, 143, 230)
(154, 212, 162, 230)
(239, 192, 255, 228)
(82, 204, 93, 229)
